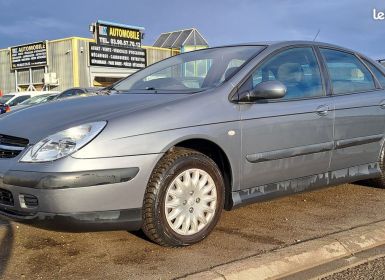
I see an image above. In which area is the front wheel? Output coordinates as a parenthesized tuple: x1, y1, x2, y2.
(142, 147, 225, 247)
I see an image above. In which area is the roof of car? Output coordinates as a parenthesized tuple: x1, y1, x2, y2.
(217, 40, 353, 50)
(84, 87, 102, 92)
(209, 40, 369, 60)
(61, 87, 102, 93)
(222, 40, 325, 45)
(5, 92, 32, 96)
(5, 91, 60, 96)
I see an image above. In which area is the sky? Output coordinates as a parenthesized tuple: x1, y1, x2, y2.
(0, 0, 384, 58)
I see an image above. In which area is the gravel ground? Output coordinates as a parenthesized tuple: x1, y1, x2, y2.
(1, 183, 385, 280)
(322, 256, 385, 280)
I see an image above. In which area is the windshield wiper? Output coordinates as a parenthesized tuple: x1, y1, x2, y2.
(99, 86, 124, 95)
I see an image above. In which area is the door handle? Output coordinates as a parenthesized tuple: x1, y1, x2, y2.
(316, 105, 329, 116)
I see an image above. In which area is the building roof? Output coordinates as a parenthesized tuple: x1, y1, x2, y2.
(153, 28, 208, 48)
(97, 20, 145, 31)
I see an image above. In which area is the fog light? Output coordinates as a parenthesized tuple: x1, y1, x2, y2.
(19, 194, 38, 208)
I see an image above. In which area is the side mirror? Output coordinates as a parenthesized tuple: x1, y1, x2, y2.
(238, 80, 287, 102)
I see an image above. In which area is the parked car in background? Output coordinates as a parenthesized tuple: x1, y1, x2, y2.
(54, 87, 102, 100)
(0, 93, 31, 108)
(0, 93, 37, 114)
(6, 93, 60, 113)
(0, 91, 59, 114)
(2, 41, 385, 247)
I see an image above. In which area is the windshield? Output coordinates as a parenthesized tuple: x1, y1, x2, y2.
(19, 94, 51, 105)
(113, 46, 265, 93)
(46, 94, 58, 101)
(0, 95, 14, 104)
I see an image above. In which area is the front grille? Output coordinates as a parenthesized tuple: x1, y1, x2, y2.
(0, 134, 29, 159)
(0, 188, 14, 206)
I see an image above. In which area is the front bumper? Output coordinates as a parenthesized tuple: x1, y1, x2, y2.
(0, 207, 143, 232)
(0, 153, 162, 231)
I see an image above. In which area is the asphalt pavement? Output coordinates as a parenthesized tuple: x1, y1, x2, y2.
(2, 182, 385, 280)
(322, 256, 385, 280)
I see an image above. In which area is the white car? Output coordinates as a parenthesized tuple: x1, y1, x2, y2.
(0, 91, 59, 113)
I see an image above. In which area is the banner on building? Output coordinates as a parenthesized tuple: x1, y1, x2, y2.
(10, 41, 47, 70)
(89, 43, 146, 69)
(96, 22, 142, 48)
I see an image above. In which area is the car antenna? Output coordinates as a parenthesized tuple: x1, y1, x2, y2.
(313, 29, 321, 41)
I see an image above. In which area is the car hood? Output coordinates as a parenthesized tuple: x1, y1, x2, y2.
(0, 93, 188, 143)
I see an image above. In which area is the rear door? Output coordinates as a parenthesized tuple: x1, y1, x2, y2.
(238, 47, 334, 194)
(319, 48, 385, 172)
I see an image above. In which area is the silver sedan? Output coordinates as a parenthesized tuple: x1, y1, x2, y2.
(1, 41, 385, 246)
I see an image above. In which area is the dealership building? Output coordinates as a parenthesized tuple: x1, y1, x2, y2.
(0, 21, 208, 94)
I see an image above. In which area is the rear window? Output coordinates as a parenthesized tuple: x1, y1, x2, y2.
(20, 94, 51, 105)
(57, 89, 85, 99)
(361, 58, 385, 88)
(320, 48, 375, 95)
(9, 95, 31, 106)
(0, 95, 14, 104)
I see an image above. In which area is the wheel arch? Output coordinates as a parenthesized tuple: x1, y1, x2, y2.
(168, 137, 234, 210)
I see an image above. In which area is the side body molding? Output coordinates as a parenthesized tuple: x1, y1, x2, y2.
(246, 142, 334, 163)
(246, 134, 384, 163)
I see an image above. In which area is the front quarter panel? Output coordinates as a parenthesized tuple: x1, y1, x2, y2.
(72, 86, 242, 190)
(72, 122, 242, 191)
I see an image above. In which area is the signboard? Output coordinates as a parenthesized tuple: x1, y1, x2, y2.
(89, 43, 146, 69)
(10, 41, 47, 69)
(96, 22, 142, 48)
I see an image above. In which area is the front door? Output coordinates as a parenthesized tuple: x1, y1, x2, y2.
(238, 47, 334, 199)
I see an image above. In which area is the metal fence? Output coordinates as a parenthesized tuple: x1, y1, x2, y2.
(144, 46, 180, 66)
(0, 49, 15, 93)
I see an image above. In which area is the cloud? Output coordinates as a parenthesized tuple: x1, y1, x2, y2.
(0, 0, 384, 59)
(0, 17, 76, 43)
(194, 0, 385, 58)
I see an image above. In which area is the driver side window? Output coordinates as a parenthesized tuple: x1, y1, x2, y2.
(243, 47, 324, 100)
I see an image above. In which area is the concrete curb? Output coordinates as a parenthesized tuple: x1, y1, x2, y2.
(180, 220, 385, 280)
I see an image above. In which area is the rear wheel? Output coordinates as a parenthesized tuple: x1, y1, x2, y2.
(142, 147, 224, 246)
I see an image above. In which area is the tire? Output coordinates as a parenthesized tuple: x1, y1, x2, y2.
(368, 146, 385, 188)
(142, 147, 225, 247)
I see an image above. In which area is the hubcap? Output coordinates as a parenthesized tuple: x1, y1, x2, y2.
(164, 168, 217, 236)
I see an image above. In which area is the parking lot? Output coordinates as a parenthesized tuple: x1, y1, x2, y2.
(0, 182, 385, 280)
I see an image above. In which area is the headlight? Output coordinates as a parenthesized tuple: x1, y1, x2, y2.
(20, 121, 107, 162)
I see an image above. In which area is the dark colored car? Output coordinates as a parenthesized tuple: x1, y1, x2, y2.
(0, 93, 32, 114)
(7, 93, 60, 113)
(55, 87, 102, 100)
(0, 92, 60, 114)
